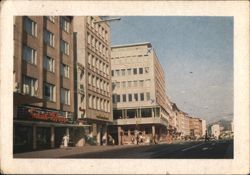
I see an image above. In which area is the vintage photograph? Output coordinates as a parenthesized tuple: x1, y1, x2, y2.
(1, 1, 249, 174)
(13, 16, 234, 159)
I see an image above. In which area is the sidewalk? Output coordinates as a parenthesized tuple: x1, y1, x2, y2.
(13, 144, 146, 158)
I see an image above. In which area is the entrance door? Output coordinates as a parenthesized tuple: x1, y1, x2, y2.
(36, 127, 51, 150)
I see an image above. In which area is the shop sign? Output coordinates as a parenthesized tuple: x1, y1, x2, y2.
(17, 106, 68, 123)
(96, 115, 109, 120)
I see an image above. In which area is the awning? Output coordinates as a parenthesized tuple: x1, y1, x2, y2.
(14, 92, 45, 105)
(14, 120, 91, 127)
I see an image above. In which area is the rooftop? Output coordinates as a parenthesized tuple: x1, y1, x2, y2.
(111, 42, 152, 49)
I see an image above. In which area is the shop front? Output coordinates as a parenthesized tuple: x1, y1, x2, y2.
(13, 105, 85, 153)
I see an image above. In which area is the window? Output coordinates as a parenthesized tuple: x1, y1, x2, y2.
(87, 33, 91, 44)
(87, 53, 91, 65)
(122, 94, 126, 102)
(47, 16, 55, 23)
(134, 93, 138, 101)
(60, 17, 70, 32)
(145, 79, 151, 87)
(89, 95, 92, 108)
(127, 69, 132, 75)
(44, 56, 55, 72)
(92, 76, 96, 87)
(116, 82, 120, 89)
(139, 68, 143, 74)
(23, 76, 38, 96)
(139, 80, 144, 87)
(23, 45, 37, 65)
(44, 83, 55, 101)
(122, 81, 126, 88)
(140, 93, 144, 101)
(133, 68, 137, 75)
(115, 70, 120, 76)
(133, 80, 137, 87)
(60, 40, 69, 55)
(112, 94, 116, 103)
(121, 69, 125, 76)
(117, 95, 120, 103)
(24, 17, 37, 36)
(44, 30, 54, 47)
(61, 88, 70, 105)
(97, 97, 100, 110)
(128, 94, 132, 102)
(88, 73, 91, 85)
(111, 70, 114, 76)
(93, 96, 96, 109)
(146, 92, 150, 101)
(127, 81, 132, 88)
(61, 64, 70, 78)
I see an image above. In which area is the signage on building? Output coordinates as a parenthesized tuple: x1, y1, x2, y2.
(17, 106, 69, 123)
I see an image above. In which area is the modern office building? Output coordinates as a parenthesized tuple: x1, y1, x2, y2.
(13, 16, 78, 152)
(73, 16, 112, 146)
(109, 42, 170, 145)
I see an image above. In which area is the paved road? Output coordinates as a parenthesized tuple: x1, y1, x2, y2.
(62, 139, 233, 159)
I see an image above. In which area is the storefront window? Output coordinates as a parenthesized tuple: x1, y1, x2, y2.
(14, 125, 33, 153)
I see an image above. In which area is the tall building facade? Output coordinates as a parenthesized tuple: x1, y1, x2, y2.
(13, 16, 77, 152)
(109, 42, 170, 145)
(176, 111, 190, 137)
(73, 16, 112, 146)
(189, 117, 202, 138)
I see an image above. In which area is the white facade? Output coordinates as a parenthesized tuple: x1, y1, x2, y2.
(201, 119, 206, 136)
(211, 124, 220, 139)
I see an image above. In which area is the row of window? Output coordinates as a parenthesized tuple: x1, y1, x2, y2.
(88, 73, 110, 93)
(24, 17, 70, 55)
(88, 94, 110, 112)
(88, 52, 110, 76)
(44, 56, 70, 78)
(24, 16, 70, 38)
(23, 76, 70, 105)
(112, 79, 151, 89)
(87, 16, 108, 41)
(23, 46, 70, 78)
(111, 56, 149, 65)
(111, 67, 149, 77)
(87, 33, 109, 58)
(112, 92, 151, 103)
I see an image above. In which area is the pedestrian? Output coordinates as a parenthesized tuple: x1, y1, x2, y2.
(62, 134, 69, 148)
(136, 134, 139, 145)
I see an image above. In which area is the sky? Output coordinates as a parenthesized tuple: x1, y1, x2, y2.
(109, 16, 234, 124)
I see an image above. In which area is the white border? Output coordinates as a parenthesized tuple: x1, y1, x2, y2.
(0, 1, 249, 174)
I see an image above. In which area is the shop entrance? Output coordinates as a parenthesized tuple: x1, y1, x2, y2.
(36, 127, 51, 150)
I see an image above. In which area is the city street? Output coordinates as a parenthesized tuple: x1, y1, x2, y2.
(62, 139, 233, 159)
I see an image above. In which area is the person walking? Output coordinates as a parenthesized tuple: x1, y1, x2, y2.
(62, 134, 69, 148)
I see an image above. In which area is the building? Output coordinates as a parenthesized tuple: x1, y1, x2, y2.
(211, 124, 220, 139)
(13, 16, 77, 153)
(176, 111, 190, 138)
(189, 117, 203, 139)
(201, 119, 206, 136)
(109, 42, 170, 145)
(73, 16, 112, 146)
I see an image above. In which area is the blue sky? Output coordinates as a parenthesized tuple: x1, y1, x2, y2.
(109, 16, 233, 124)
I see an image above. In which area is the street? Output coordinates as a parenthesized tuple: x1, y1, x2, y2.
(62, 139, 233, 159)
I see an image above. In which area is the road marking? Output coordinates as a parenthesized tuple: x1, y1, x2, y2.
(182, 143, 205, 152)
(202, 147, 208, 151)
(211, 143, 216, 146)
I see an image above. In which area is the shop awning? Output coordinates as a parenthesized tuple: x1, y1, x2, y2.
(14, 120, 91, 127)
(14, 92, 45, 105)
